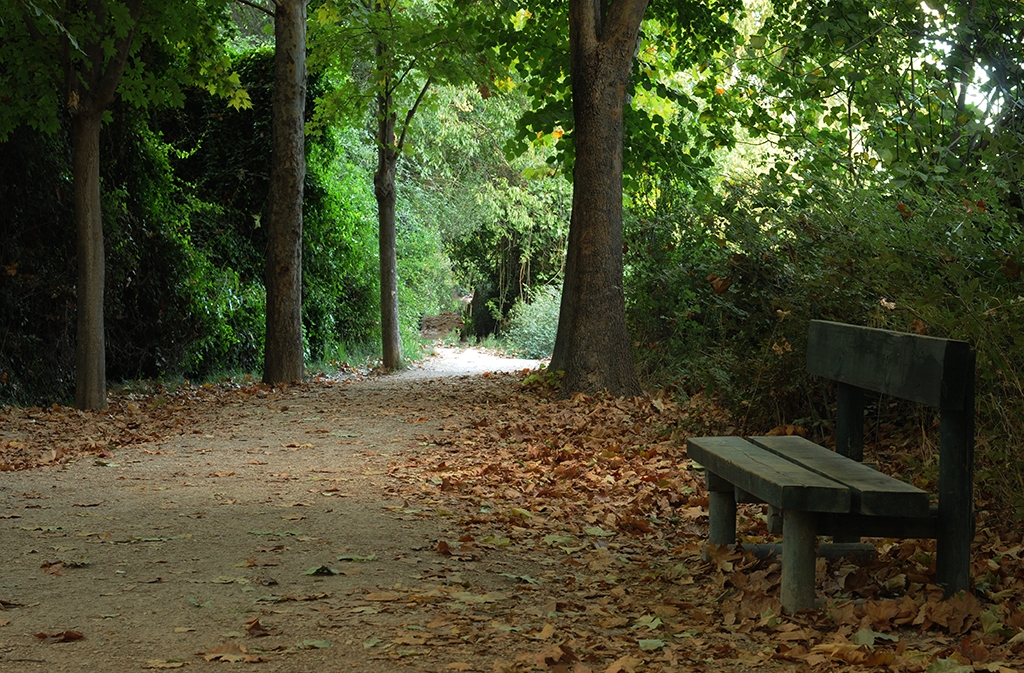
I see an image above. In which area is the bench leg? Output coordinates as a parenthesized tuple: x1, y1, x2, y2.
(781, 510, 816, 613)
(709, 490, 737, 545)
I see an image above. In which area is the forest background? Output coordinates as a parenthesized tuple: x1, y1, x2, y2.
(1, 0, 1023, 525)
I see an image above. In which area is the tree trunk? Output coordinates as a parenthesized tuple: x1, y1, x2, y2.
(263, 0, 309, 385)
(549, 0, 647, 398)
(374, 89, 402, 371)
(72, 112, 108, 410)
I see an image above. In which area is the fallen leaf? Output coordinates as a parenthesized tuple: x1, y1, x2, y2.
(35, 630, 84, 643)
(535, 623, 556, 639)
(244, 616, 271, 637)
(202, 641, 248, 662)
(142, 661, 190, 669)
(605, 655, 643, 673)
(364, 591, 405, 601)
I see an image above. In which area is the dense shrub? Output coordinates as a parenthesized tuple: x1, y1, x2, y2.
(161, 51, 379, 373)
(502, 285, 560, 359)
(625, 172, 1024, 519)
(0, 125, 77, 403)
(0, 51, 381, 404)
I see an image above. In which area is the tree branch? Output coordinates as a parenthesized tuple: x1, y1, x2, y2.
(235, 0, 276, 18)
(93, 0, 144, 109)
(396, 75, 432, 151)
(570, 0, 599, 56)
(605, 0, 648, 49)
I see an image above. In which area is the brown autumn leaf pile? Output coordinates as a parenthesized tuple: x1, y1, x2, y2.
(384, 373, 1024, 672)
(0, 378, 338, 471)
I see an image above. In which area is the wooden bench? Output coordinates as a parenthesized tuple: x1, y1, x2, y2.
(687, 320, 975, 613)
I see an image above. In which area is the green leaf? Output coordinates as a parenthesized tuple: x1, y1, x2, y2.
(926, 659, 972, 673)
(631, 615, 663, 630)
(638, 639, 666, 651)
(980, 607, 1004, 635)
(850, 628, 898, 648)
(583, 526, 616, 538)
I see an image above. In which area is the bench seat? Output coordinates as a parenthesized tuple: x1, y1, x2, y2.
(686, 436, 850, 513)
(687, 435, 937, 613)
(749, 436, 930, 518)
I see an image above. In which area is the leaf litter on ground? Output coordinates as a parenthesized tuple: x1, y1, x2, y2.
(1, 368, 1023, 671)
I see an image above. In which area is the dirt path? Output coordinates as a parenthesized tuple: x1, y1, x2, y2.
(1, 348, 546, 672)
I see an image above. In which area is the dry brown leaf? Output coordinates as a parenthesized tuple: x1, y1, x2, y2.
(603, 655, 643, 673)
(143, 661, 190, 669)
(35, 630, 84, 643)
(364, 591, 405, 601)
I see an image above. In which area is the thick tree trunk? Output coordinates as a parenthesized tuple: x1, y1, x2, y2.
(72, 112, 107, 410)
(550, 0, 647, 398)
(375, 91, 402, 371)
(263, 0, 308, 385)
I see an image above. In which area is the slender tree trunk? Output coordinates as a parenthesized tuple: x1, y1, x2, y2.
(550, 0, 646, 398)
(72, 112, 107, 410)
(374, 89, 402, 370)
(61, 0, 141, 410)
(263, 0, 308, 385)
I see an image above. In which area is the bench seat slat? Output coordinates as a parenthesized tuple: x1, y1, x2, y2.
(687, 437, 851, 514)
(749, 436, 931, 518)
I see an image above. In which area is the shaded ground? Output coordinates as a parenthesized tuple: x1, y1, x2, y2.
(1, 347, 1022, 672)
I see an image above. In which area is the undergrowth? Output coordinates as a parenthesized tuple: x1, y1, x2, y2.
(626, 174, 1024, 525)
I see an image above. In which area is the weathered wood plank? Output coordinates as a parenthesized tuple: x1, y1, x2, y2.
(806, 320, 972, 410)
(835, 382, 864, 461)
(815, 511, 939, 539)
(687, 437, 850, 513)
(749, 436, 930, 518)
(781, 510, 817, 613)
(936, 348, 976, 595)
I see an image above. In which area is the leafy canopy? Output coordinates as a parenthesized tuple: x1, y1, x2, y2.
(0, 0, 249, 140)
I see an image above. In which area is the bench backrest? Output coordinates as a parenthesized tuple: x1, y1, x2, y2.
(806, 320, 973, 411)
(805, 320, 976, 594)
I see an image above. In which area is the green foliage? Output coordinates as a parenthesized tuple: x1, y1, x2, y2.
(395, 202, 458, 353)
(625, 165, 1024, 519)
(163, 51, 380, 373)
(303, 132, 380, 364)
(0, 50, 381, 404)
(502, 285, 560, 359)
(401, 85, 571, 332)
(487, 0, 742, 182)
(0, 124, 76, 403)
(0, 0, 248, 140)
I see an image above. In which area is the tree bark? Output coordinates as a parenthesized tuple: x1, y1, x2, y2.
(72, 111, 107, 410)
(263, 0, 309, 385)
(374, 86, 402, 371)
(549, 0, 647, 398)
(63, 0, 142, 410)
